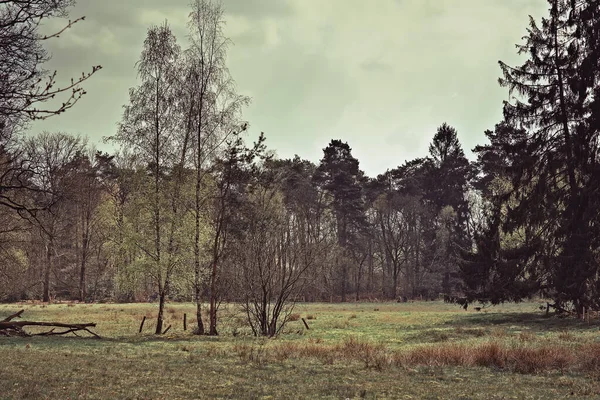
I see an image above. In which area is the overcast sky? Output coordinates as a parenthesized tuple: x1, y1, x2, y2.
(32, 0, 548, 177)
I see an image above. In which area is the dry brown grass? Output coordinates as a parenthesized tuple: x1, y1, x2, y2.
(402, 342, 600, 374)
(288, 313, 301, 322)
(232, 337, 600, 375)
(167, 307, 178, 316)
(558, 330, 576, 341)
(517, 331, 536, 343)
(490, 327, 508, 338)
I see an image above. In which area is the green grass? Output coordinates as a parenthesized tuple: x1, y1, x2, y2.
(1, 301, 600, 399)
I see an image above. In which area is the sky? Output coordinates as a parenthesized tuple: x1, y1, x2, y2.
(32, 0, 548, 177)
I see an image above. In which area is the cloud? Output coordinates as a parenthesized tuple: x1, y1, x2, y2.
(360, 60, 393, 73)
(32, 0, 549, 176)
(223, 0, 293, 18)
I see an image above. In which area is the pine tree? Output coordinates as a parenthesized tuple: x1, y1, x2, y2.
(426, 124, 474, 294)
(314, 140, 366, 301)
(465, 0, 600, 313)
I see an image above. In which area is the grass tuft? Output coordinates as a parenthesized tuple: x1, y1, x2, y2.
(288, 313, 300, 322)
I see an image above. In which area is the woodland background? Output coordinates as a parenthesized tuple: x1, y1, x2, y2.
(1, 0, 600, 336)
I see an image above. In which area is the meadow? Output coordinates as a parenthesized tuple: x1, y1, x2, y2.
(1, 301, 600, 399)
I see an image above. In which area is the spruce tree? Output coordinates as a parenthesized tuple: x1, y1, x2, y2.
(465, 0, 600, 313)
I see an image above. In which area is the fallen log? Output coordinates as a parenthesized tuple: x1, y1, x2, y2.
(0, 309, 99, 338)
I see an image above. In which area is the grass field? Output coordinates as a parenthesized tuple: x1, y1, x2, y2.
(1, 301, 600, 399)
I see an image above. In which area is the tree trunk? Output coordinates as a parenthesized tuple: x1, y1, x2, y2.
(43, 239, 53, 302)
(341, 262, 347, 302)
(381, 257, 387, 298)
(208, 261, 218, 335)
(155, 290, 165, 334)
(193, 166, 205, 335)
(551, 1, 577, 198)
(392, 268, 398, 300)
(194, 279, 204, 335)
(79, 230, 88, 302)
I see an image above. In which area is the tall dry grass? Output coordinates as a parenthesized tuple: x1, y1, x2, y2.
(233, 337, 600, 374)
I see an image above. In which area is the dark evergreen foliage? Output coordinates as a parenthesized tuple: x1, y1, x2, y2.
(461, 0, 600, 314)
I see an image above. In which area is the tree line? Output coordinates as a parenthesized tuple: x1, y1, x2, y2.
(1, 0, 599, 335)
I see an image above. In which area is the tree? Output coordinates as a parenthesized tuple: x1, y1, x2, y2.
(313, 140, 366, 302)
(109, 22, 182, 334)
(0, 0, 101, 137)
(460, 123, 539, 305)
(101, 151, 146, 302)
(427, 124, 472, 226)
(464, 0, 600, 314)
(203, 132, 268, 335)
(372, 186, 413, 300)
(22, 132, 87, 302)
(63, 150, 114, 301)
(0, 0, 101, 232)
(370, 160, 440, 300)
(237, 156, 326, 335)
(186, 0, 249, 335)
(238, 161, 321, 336)
(268, 156, 330, 301)
(426, 124, 473, 295)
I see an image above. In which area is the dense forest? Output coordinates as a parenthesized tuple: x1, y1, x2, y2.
(1, 0, 600, 336)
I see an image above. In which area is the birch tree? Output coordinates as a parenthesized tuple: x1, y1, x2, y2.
(186, 0, 249, 335)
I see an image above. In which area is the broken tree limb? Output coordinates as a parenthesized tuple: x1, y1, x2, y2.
(0, 310, 99, 338)
(2, 309, 24, 322)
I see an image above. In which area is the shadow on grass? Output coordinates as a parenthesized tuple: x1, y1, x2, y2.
(0, 332, 238, 353)
(441, 312, 600, 332)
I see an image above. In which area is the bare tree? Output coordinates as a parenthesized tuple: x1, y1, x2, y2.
(64, 149, 113, 301)
(186, 0, 249, 335)
(0, 205, 31, 301)
(240, 162, 324, 337)
(0, 0, 101, 137)
(373, 193, 412, 299)
(22, 132, 86, 301)
(0, 1, 101, 266)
